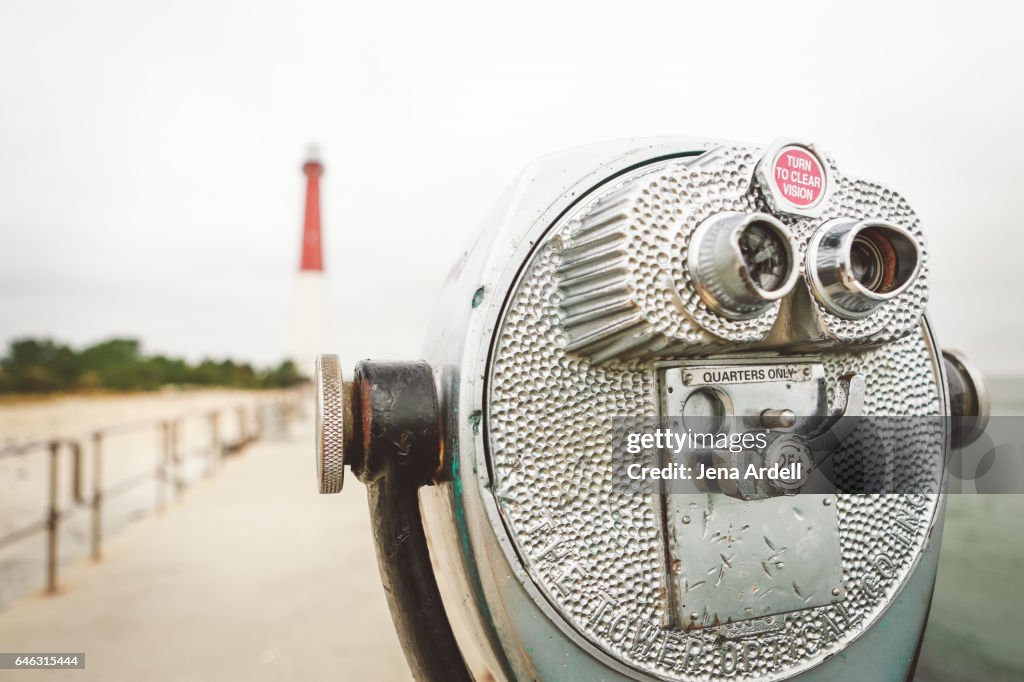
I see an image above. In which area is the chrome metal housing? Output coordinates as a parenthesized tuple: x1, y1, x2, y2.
(415, 138, 947, 682)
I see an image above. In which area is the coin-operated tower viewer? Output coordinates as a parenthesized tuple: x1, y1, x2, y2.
(311, 137, 990, 682)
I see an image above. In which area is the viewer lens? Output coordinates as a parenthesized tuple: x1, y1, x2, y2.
(850, 236, 884, 291)
(738, 221, 790, 292)
(850, 227, 904, 294)
(806, 219, 921, 318)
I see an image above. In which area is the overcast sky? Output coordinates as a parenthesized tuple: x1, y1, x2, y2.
(1, 1, 1023, 374)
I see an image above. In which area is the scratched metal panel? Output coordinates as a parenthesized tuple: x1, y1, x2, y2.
(666, 493, 844, 627)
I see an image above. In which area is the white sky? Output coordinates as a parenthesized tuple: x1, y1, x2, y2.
(1, 1, 1023, 374)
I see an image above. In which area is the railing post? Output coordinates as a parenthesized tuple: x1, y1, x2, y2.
(45, 440, 60, 594)
(157, 421, 168, 513)
(237, 405, 247, 447)
(70, 441, 85, 505)
(208, 410, 221, 473)
(254, 403, 265, 441)
(173, 419, 184, 499)
(282, 393, 295, 430)
(91, 432, 103, 561)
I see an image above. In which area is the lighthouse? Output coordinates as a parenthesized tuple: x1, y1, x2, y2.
(291, 149, 329, 376)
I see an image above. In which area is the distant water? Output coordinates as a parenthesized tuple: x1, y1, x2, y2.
(916, 377, 1024, 681)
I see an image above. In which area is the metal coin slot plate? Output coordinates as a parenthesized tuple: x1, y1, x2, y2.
(663, 361, 827, 431)
(659, 359, 845, 627)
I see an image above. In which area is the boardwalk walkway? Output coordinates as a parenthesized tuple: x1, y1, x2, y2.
(0, 424, 411, 681)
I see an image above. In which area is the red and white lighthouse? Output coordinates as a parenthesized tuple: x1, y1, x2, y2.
(291, 149, 329, 375)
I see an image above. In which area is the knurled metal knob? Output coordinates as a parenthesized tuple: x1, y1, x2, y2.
(315, 353, 347, 494)
(942, 349, 990, 447)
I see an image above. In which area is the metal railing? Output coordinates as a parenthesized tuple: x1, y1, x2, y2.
(0, 392, 302, 595)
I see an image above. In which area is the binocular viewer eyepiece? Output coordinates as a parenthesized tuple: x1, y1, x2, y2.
(806, 218, 922, 318)
(691, 212, 923, 321)
(689, 212, 799, 320)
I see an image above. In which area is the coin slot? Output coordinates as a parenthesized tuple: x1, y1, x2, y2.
(680, 387, 732, 433)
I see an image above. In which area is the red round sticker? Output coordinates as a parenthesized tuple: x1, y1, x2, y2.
(772, 147, 825, 207)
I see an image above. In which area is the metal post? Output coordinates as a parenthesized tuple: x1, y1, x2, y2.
(157, 421, 168, 513)
(282, 394, 295, 430)
(237, 405, 247, 448)
(254, 403, 265, 441)
(45, 441, 60, 594)
(208, 411, 221, 472)
(173, 419, 184, 499)
(91, 432, 103, 561)
(71, 441, 85, 504)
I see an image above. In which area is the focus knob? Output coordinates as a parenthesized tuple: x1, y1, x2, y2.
(315, 353, 348, 494)
(943, 349, 990, 447)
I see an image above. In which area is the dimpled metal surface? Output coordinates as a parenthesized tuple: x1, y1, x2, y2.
(556, 145, 929, 362)
(487, 147, 943, 680)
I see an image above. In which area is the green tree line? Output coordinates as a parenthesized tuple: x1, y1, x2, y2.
(0, 338, 306, 393)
